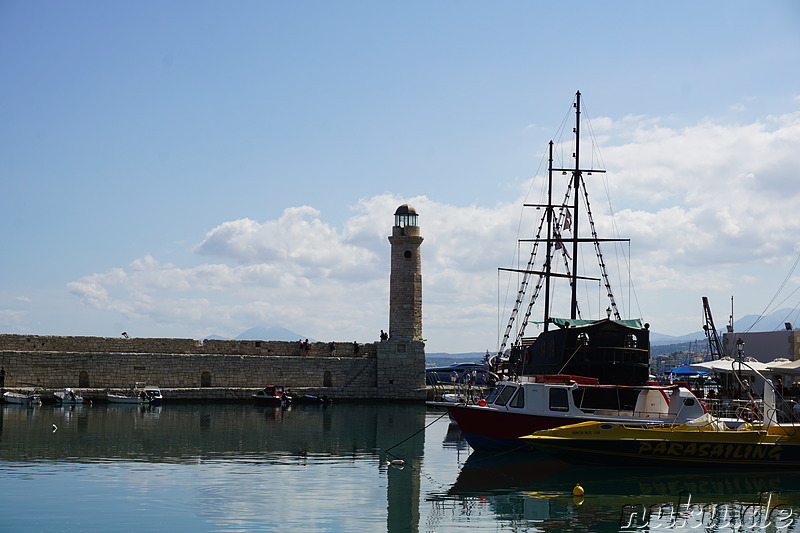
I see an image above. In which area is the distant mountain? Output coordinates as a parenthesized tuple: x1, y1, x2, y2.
(236, 326, 313, 341)
(205, 326, 315, 342)
(650, 331, 706, 346)
(426, 352, 488, 366)
(650, 308, 800, 346)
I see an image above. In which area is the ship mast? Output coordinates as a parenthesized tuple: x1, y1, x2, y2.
(498, 91, 629, 355)
(543, 141, 554, 331)
(570, 92, 582, 319)
(549, 91, 614, 320)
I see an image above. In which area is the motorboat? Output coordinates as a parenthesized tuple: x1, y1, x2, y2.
(288, 393, 332, 405)
(252, 385, 289, 406)
(108, 384, 163, 405)
(434, 374, 707, 451)
(143, 385, 163, 405)
(520, 418, 800, 468)
(3, 389, 42, 404)
(54, 388, 83, 405)
(520, 381, 800, 467)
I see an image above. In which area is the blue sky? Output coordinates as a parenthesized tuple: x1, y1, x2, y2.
(2, 1, 800, 353)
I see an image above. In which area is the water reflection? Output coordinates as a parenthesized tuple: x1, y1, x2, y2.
(431, 417, 800, 532)
(0, 403, 426, 465)
(450, 450, 800, 499)
(0, 403, 427, 533)
(5, 402, 800, 532)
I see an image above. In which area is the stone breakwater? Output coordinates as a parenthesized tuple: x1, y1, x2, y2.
(0, 334, 426, 401)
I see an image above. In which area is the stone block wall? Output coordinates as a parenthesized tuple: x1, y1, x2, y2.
(376, 339, 426, 400)
(0, 334, 423, 400)
(0, 334, 374, 358)
(0, 351, 373, 389)
(0, 334, 202, 354)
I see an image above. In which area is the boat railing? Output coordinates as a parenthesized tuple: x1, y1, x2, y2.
(702, 397, 799, 424)
(582, 408, 688, 419)
(425, 374, 488, 404)
(592, 409, 635, 417)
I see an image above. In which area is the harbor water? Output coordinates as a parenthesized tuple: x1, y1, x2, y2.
(2, 402, 800, 532)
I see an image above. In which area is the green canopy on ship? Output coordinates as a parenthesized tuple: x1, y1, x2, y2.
(546, 317, 645, 329)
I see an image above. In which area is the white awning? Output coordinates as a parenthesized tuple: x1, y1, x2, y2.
(689, 358, 772, 375)
(765, 359, 800, 375)
(689, 358, 799, 375)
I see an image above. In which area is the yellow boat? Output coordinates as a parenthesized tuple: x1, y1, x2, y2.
(520, 416, 800, 467)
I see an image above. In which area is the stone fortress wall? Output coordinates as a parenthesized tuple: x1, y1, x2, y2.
(0, 334, 426, 401)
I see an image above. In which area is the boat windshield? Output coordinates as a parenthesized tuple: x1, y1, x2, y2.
(493, 386, 518, 407)
(484, 386, 503, 404)
(509, 388, 525, 408)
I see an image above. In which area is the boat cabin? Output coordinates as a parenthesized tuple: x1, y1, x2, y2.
(480, 376, 704, 422)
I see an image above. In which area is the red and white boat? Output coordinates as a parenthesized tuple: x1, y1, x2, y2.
(438, 374, 707, 451)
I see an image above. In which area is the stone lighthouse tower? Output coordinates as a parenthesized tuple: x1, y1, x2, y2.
(388, 204, 423, 341)
(376, 204, 425, 400)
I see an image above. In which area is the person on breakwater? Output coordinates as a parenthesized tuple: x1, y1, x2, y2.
(0, 366, 5, 388)
(298, 339, 311, 355)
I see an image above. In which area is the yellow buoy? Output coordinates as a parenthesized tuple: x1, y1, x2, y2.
(572, 483, 584, 497)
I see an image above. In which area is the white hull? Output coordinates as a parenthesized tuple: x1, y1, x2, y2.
(3, 391, 41, 404)
(107, 385, 162, 405)
(107, 394, 147, 404)
(54, 389, 83, 404)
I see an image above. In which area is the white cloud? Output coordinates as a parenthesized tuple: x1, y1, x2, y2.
(0, 309, 28, 332)
(63, 113, 800, 351)
(193, 206, 381, 280)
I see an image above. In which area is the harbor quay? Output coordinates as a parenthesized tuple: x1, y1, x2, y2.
(0, 333, 427, 402)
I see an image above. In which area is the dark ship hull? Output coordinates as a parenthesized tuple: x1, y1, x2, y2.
(510, 318, 650, 386)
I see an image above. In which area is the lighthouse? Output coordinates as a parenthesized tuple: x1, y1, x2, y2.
(377, 204, 425, 400)
(388, 204, 423, 342)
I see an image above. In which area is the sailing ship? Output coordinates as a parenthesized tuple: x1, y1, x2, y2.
(436, 93, 663, 451)
(495, 91, 650, 386)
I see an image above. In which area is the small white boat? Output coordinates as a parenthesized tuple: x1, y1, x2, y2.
(252, 385, 289, 406)
(3, 390, 41, 404)
(54, 388, 83, 404)
(108, 385, 162, 405)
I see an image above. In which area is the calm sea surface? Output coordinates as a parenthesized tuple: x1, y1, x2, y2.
(2, 402, 800, 532)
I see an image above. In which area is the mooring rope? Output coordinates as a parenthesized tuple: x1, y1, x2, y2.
(384, 410, 449, 454)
